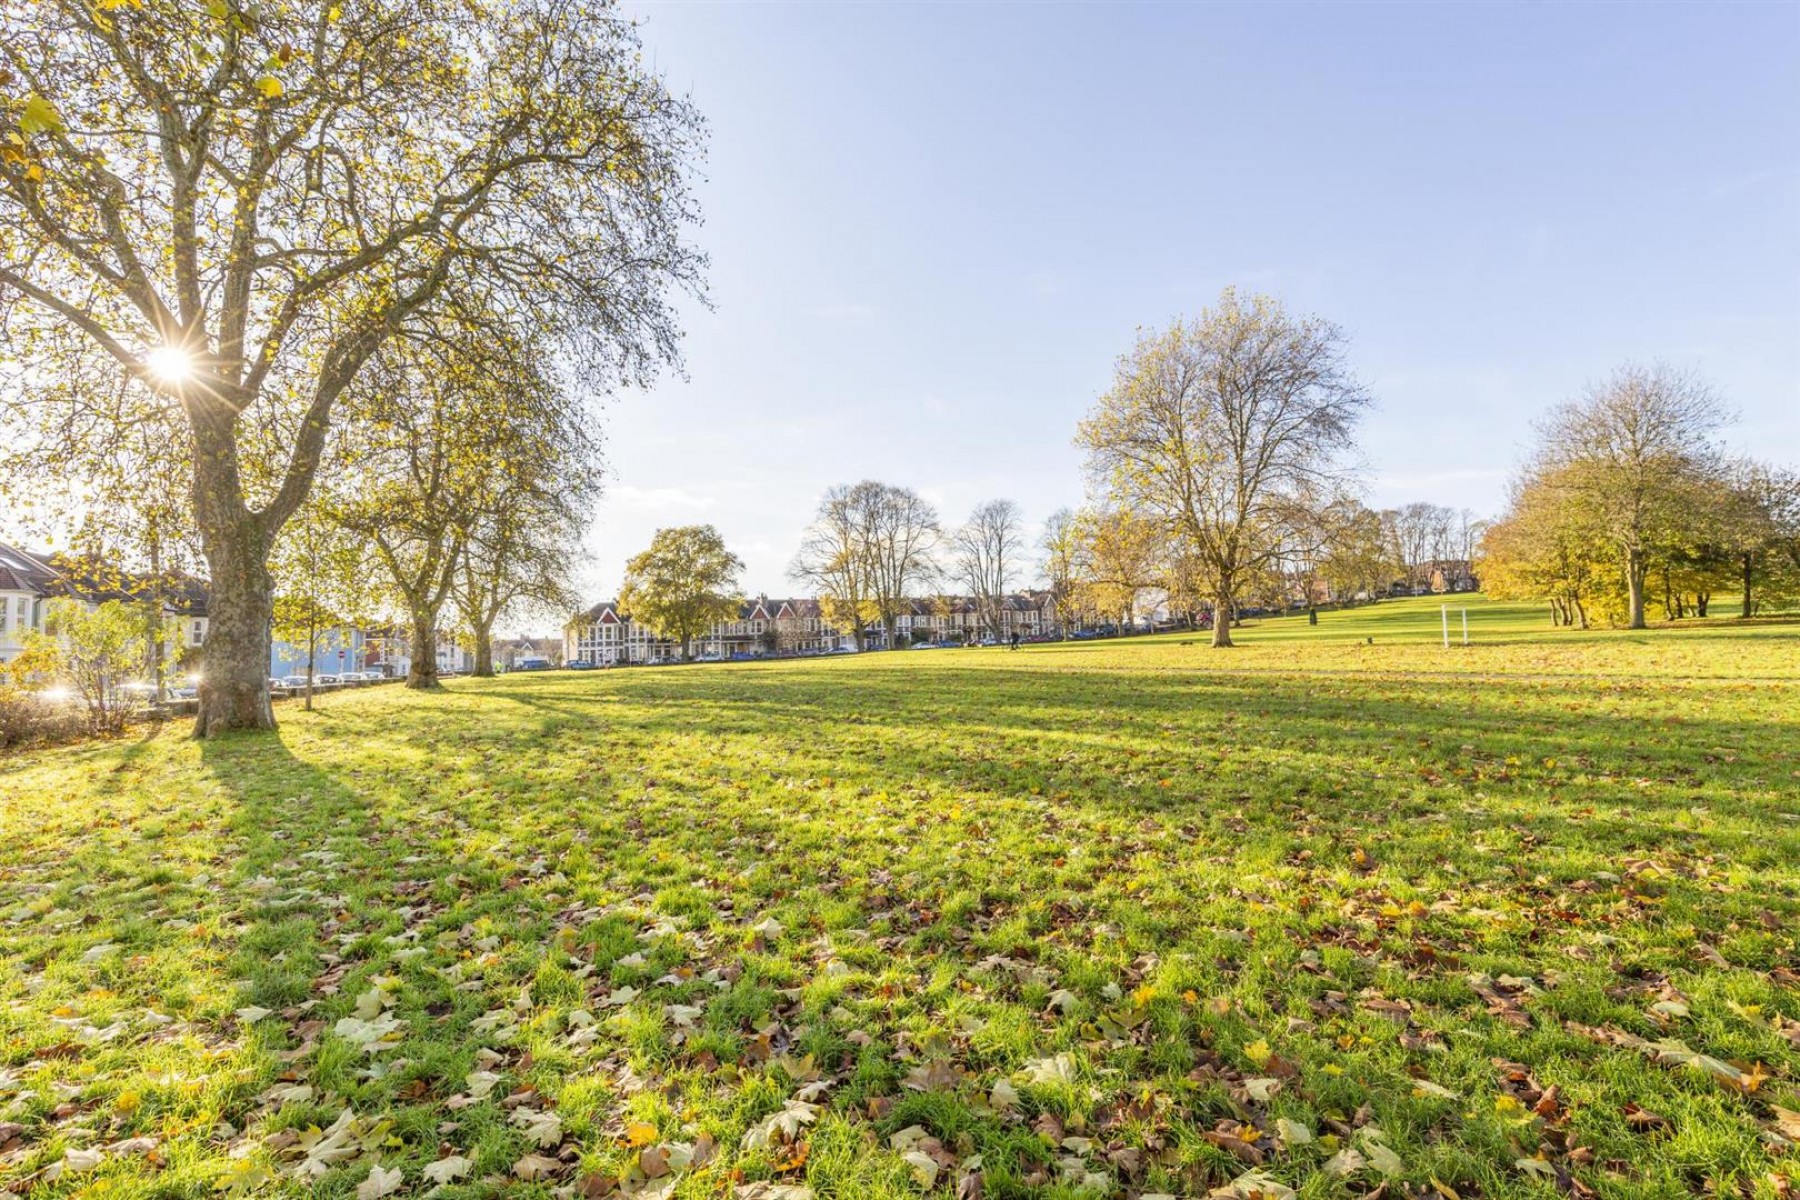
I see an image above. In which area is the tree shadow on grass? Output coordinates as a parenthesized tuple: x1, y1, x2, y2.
(459, 663, 1800, 881)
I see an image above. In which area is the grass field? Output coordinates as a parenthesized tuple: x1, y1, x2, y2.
(2, 596, 1797, 1200)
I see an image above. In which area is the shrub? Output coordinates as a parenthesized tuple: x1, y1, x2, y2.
(0, 686, 89, 752)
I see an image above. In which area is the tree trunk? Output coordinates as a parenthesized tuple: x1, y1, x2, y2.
(472, 627, 495, 677)
(1695, 593, 1709, 618)
(407, 609, 441, 689)
(1210, 588, 1234, 648)
(1741, 551, 1754, 619)
(1625, 550, 1648, 629)
(193, 529, 276, 735)
(680, 633, 692, 663)
(147, 540, 167, 702)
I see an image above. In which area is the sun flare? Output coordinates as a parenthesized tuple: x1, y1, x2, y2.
(144, 345, 193, 383)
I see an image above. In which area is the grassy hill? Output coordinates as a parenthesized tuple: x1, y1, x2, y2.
(2, 597, 1797, 1198)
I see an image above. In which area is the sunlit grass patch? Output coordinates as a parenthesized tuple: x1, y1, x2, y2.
(1, 597, 1796, 1198)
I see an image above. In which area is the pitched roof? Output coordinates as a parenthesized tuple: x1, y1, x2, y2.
(0, 542, 211, 613)
(571, 600, 620, 626)
(0, 544, 59, 595)
(0, 564, 39, 593)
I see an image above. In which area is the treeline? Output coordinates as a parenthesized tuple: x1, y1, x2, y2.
(1481, 364, 1799, 628)
(1038, 499, 1482, 633)
(773, 291, 1486, 649)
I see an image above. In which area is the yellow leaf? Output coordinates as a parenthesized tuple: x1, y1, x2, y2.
(20, 95, 65, 137)
(1244, 1038, 1272, 1067)
(255, 75, 284, 98)
(624, 1122, 657, 1147)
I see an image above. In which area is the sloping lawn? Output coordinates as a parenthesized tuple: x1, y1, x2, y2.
(2, 598, 1797, 1199)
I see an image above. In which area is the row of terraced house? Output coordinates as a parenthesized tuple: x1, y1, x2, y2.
(563, 592, 1062, 665)
(0, 541, 477, 681)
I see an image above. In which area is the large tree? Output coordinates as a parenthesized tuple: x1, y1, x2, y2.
(1077, 289, 1370, 647)
(0, 0, 704, 733)
(1533, 363, 1726, 629)
(618, 525, 743, 662)
(1719, 461, 1800, 618)
(951, 498, 1024, 640)
(1075, 506, 1161, 630)
(453, 500, 588, 678)
(1481, 463, 1613, 629)
(1039, 506, 1087, 637)
(865, 483, 940, 649)
(790, 484, 877, 650)
(329, 312, 573, 689)
(789, 481, 938, 650)
(1325, 500, 1397, 603)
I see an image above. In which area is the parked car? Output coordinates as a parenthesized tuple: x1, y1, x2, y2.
(566, 659, 596, 670)
(516, 656, 552, 671)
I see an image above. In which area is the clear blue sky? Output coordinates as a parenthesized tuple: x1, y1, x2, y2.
(579, 0, 1799, 602)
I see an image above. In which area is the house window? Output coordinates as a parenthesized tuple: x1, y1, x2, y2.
(191, 619, 206, 646)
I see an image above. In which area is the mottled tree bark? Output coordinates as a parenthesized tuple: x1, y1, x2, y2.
(1625, 549, 1648, 630)
(194, 526, 276, 734)
(191, 404, 277, 735)
(407, 610, 441, 690)
(1211, 587, 1234, 648)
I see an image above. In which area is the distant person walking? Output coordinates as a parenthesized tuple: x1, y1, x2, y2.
(1010, 631, 1021, 651)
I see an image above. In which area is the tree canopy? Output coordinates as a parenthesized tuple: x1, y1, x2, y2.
(1077, 289, 1370, 646)
(0, 0, 705, 731)
(618, 525, 744, 662)
(790, 481, 939, 649)
(1531, 363, 1726, 629)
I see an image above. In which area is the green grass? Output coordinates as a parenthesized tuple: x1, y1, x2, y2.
(2, 596, 1797, 1199)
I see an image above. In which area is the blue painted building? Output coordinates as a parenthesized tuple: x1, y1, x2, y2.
(270, 627, 370, 679)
